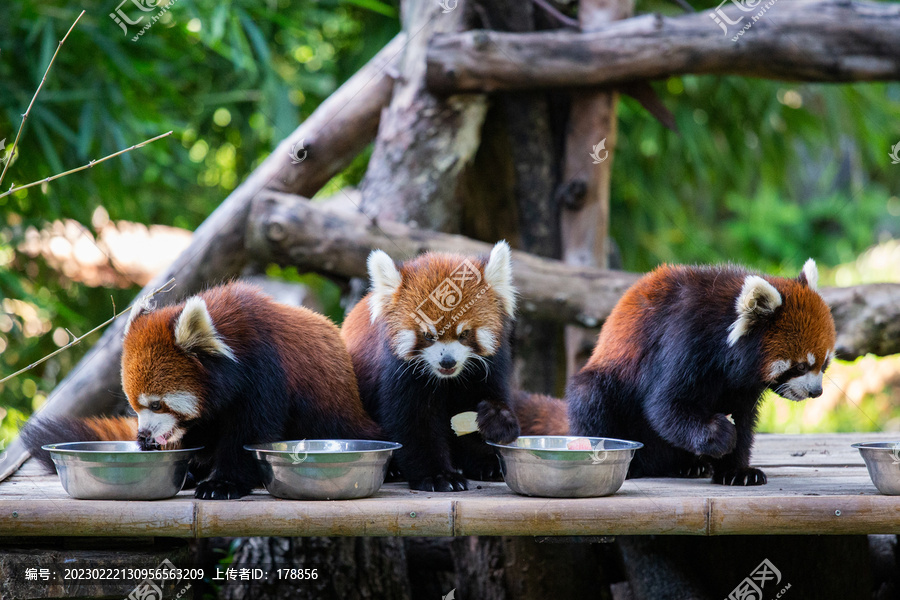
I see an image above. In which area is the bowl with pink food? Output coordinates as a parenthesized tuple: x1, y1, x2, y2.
(487, 435, 643, 498)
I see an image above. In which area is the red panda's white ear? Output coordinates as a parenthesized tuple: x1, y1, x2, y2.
(174, 296, 236, 361)
(799, 258, 818, 290)
(367, 250, 402, 322)
(727, 275, 782, 347)
(123, 295, 155, 337)
(485, 240, 516, 317)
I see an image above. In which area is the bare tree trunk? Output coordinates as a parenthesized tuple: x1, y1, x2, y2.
(559, 0, 632, 378)
(360, 0, 487, 233)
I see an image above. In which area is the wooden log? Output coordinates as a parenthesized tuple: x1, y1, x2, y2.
(559, 0, 632, 378)
(360, 0, 487, 232)
(248, 192, 900, 359)
(0, 35, 405, 483)
(425, 0, 900, 93)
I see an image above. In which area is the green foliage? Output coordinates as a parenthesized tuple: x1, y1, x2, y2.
(0, 0, 399, 414)
(612, 75, 899, 275)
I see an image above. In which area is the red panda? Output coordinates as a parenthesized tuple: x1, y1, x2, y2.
(341, 241, 520, 492)
(510, 390, 569, 436)
(567, 260, 836, 486)
(22, 281, 382, 499)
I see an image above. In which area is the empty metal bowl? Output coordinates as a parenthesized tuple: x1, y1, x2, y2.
(488, 436, 643, 498)
(244, 440, 401, 500)
(852, 442, 900, 495)
(42, 441, 202, 500)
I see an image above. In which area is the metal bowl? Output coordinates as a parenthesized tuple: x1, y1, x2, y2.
(42, 441, 202, 500)
(488, 436, 643, 498)
(852, 442, 900, 495)
(244, 440, 401, 500)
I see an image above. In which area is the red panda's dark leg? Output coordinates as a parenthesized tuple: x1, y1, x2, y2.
(380, 388, 467, 492)
(643, 375, 737, 459)
(451, 432, 503, 482)
(711, 406, 766, 486)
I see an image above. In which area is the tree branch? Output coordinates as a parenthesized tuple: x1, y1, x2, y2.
(426, 0, 900, 93)
(248, 192, 900, 360)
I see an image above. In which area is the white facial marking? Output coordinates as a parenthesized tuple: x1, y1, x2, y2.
(767, 360, 791, 381)
(807, 353, 816, 367)
(421, 340, 472, 378)
(782, 371, 824, 401)
(393, 329, 417, 358)
(475, 328, 498, 355)
(163, 391, 201, 419)
(137, 409, 182, 444)
(456, 322, 469, 336)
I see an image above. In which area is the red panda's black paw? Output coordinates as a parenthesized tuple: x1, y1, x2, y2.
(675, 461, 712, 479)
(194, 480, 252, 500)
(713, 467, 767, 486)
(410, 473, 469, 492)
(692, 414, 737, 458)
(476, 401, 520, 445)
(462, 457, 504, 482)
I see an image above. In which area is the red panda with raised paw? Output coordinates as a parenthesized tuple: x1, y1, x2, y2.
(22, 282, 382, 499)
(341, 242, 520, 492)
(567, 260, 836, 486)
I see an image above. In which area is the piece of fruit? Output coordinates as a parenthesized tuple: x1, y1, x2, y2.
(450, 411, 479, 436)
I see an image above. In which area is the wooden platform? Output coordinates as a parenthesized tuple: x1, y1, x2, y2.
(2, 433, 899, 538)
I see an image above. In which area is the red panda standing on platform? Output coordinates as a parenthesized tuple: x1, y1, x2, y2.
(22, 282, 382, 499)
(341, 242, 520, 492)
(567, 260, 836, 485)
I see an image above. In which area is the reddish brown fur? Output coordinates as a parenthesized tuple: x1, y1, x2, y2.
(584, 264, 836, 379)
(123, 282, 372, 428)
(84, 416, 138, 441)
(511, 391, 569, 436)
(760, 278, 836, 376)
(358, 252, 505, 354)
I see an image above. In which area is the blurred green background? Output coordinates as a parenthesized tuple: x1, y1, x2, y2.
(0, 0, 898, 443)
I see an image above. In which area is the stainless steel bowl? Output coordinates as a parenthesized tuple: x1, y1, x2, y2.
(852, 442, 900, 495)
(488, 436, 643, 498)
(42, 441, 202, 500)
(244, 440, 401, 500)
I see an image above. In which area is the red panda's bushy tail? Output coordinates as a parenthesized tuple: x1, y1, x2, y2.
(19, 416, 138, 473)
(510, 390, 570, 436)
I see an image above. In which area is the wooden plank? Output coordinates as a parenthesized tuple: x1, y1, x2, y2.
(2, 434, 898, 537)
(196, 497, 454, 537)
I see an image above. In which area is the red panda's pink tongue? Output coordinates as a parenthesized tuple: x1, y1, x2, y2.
(155, 435, 168, 446)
